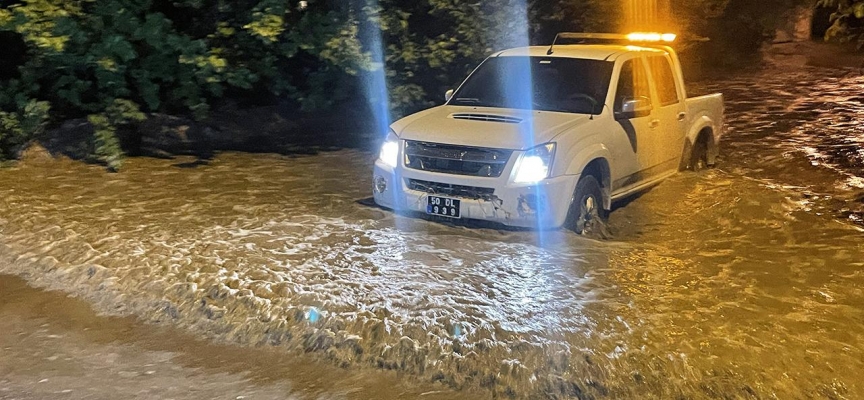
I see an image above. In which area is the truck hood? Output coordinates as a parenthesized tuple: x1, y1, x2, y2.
(392, 106, 592, 150)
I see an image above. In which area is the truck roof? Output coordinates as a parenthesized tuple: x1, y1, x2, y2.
(494, 44, 669, 61)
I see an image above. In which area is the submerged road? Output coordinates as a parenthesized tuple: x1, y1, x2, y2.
(1, 65, 863, 399)
(0, 275, 460, 399)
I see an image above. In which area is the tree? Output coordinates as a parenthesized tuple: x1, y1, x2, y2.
(0, 0, 371, 168)
(0, 0, 823, 169)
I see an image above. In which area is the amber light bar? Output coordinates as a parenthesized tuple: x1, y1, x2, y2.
(626, 32, 677, 42)
(547, 32, 678, 54)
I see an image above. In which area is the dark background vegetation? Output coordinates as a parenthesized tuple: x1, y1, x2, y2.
(0, 0, 861, 170)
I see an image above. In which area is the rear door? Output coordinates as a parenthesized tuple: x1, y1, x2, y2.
(646, 54, 687, 172)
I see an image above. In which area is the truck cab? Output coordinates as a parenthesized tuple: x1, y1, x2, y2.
(372, 33, 724, 233)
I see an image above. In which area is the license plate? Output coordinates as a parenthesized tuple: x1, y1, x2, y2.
(426, 196, 461, 218)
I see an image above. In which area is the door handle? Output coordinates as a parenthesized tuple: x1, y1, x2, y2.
(677, 112, 687, 121)
(649, 119, 660, 129)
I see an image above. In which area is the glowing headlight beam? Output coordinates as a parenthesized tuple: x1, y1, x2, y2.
(379, 139, 399, 168)
(514, 156, 550, 184)
(513, 143, 556, 184)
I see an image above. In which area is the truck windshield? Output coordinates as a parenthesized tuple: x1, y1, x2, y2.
(450, 56, 614, 114)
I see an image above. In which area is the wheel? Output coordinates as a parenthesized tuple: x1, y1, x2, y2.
(564, 175, 608, 234)
(689, 138, 709, 171)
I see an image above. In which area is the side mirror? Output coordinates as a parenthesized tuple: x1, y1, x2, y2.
(616, 97, 652, 119)
(445, 89, 455, 102)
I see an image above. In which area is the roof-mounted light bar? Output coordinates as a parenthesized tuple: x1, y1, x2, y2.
(627, 32, 677, 42)
(547, 32, 678, 55)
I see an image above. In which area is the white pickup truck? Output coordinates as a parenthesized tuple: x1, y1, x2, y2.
(372, 33, 724, 233)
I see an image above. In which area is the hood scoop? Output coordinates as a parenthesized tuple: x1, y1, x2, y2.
(450, 113, 523, 124)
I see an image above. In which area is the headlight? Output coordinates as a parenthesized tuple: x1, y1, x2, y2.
(513, 143, 556, 184)
(378, 131, 399, 168)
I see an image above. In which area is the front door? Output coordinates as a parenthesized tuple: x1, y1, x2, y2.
(608, 56, 661, 191)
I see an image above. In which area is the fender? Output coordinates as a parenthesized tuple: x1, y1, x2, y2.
(563, 143, 613, 209)
(684, 115, 719, 165)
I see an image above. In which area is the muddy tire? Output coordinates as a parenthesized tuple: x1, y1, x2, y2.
(689, 137, 709, 171)
(564, 175, 608, 234)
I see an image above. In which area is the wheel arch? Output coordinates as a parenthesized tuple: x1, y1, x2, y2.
(566, 150, 612, 210)
(683, 117, 719, 168)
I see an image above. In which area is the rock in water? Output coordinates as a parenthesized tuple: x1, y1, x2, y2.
(17, 142, 55, 165)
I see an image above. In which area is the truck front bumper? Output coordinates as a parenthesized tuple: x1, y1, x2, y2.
(372, 160, 579, 229)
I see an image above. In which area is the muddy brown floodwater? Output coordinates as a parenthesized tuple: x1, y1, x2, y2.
(0, 274, 462, 399)
(1, 65, 864, 399)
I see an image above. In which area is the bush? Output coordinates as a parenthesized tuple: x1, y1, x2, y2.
(0, 0, 821, 169)
(0, 0, 370, 169)
(0, 99, 50, 160)
(818, 0, 864, 48)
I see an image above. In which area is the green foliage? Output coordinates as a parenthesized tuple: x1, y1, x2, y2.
(818, 0, 864, 48)
(0, 0, 373, 169)
(0, 0, 825, 169)
(0, 99, 50, 160)
(87, 98, 146, 171)
(87, 114, 121, 171)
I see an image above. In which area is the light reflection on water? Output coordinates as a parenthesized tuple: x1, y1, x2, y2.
(0, 67, 862, 398)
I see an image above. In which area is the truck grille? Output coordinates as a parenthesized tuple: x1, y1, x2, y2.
(404, 141, 512, 177)
(407, 179, 495, 199)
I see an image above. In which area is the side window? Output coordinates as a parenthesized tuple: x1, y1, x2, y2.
(649, 56, 680, 106)
(614, 58, 651, 116)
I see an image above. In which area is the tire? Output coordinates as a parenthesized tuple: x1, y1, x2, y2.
(564, 175, 608, 234)
(689, 137, 709, 171)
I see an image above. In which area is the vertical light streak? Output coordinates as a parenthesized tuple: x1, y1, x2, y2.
(496, 1, 556, 242)
(358, 0, 403, 218)
(623, 0, 671, 32)
(359, 2, 391, 138)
